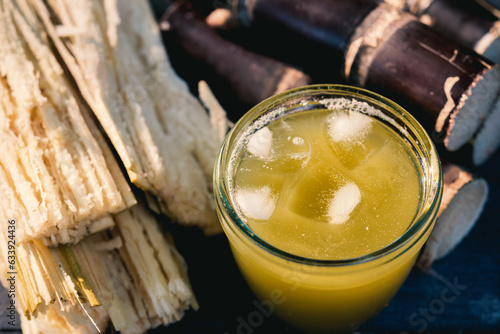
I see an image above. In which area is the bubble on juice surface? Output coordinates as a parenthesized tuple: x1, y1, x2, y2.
(327, 182, 361, 224)
(235, 186, 277, 221)
(247, 127, 273, 158)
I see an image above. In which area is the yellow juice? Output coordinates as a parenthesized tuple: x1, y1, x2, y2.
(215, 85, 442, 333)
(234, 109, 420, 260)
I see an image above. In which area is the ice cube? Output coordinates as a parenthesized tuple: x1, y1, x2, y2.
(326, 111, 385, 170)
(327, 182, 361, 225)
(235, 186, 277, 221)
(327, 110, 373, 143)
(247, 127, 273, 158)
(286, 160, 351, 223)
(267, 120, 312, 171)
(245, 120, 313, 172)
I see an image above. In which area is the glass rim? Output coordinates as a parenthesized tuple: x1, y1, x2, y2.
(215, 84, 443, 267)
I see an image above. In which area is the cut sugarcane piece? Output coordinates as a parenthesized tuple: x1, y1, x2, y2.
(28, 0, 222, 233)
(344, 2, 500, 152)
(404, 0, 500, 63)
(226, 0, 381, 81)
(395, 0, 500, 165)
(0, 0, 134, 245)
(227, 0, 500, 154)
(161, 1, 312, 106)
(417, 162, 489, 270)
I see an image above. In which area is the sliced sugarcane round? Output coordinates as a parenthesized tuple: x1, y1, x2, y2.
(473, 93, 500, 165)
(417, 162, 489, 270)
(161, 1, 312, 106)
(345, 3, 500, 152)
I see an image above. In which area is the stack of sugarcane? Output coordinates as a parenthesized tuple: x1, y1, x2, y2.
(159, 0, 496, 270)
(0, 0, 226, 332)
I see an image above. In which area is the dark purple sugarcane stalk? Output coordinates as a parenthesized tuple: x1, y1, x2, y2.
(227, 0, 500, 155)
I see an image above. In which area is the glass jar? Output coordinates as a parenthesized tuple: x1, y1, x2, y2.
(214, 84, 442, 333)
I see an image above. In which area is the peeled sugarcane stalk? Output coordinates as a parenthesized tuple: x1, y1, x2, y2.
(389, 0, 500, 166)
(225, 0, 500, 159)
(0, 0, 135, 245)
(0, 204, 198, 334)
(1, 0, 202, 332)
(161, 1, 312, 107)
(27, 0, 223, 234)
(20, 304, 109, 334)
(417, 162, 489, 270)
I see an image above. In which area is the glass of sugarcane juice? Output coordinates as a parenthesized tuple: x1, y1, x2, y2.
(214, 85, 442, 333)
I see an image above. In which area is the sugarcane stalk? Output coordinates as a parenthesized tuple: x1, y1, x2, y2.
(230, 0, 381, 52)
(225, 0, 500, 156)
(392, 0, 500, 165)
(404, 0, 500, 62)
(345, 3, 500, 151)
(161, 1, 312, 107)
